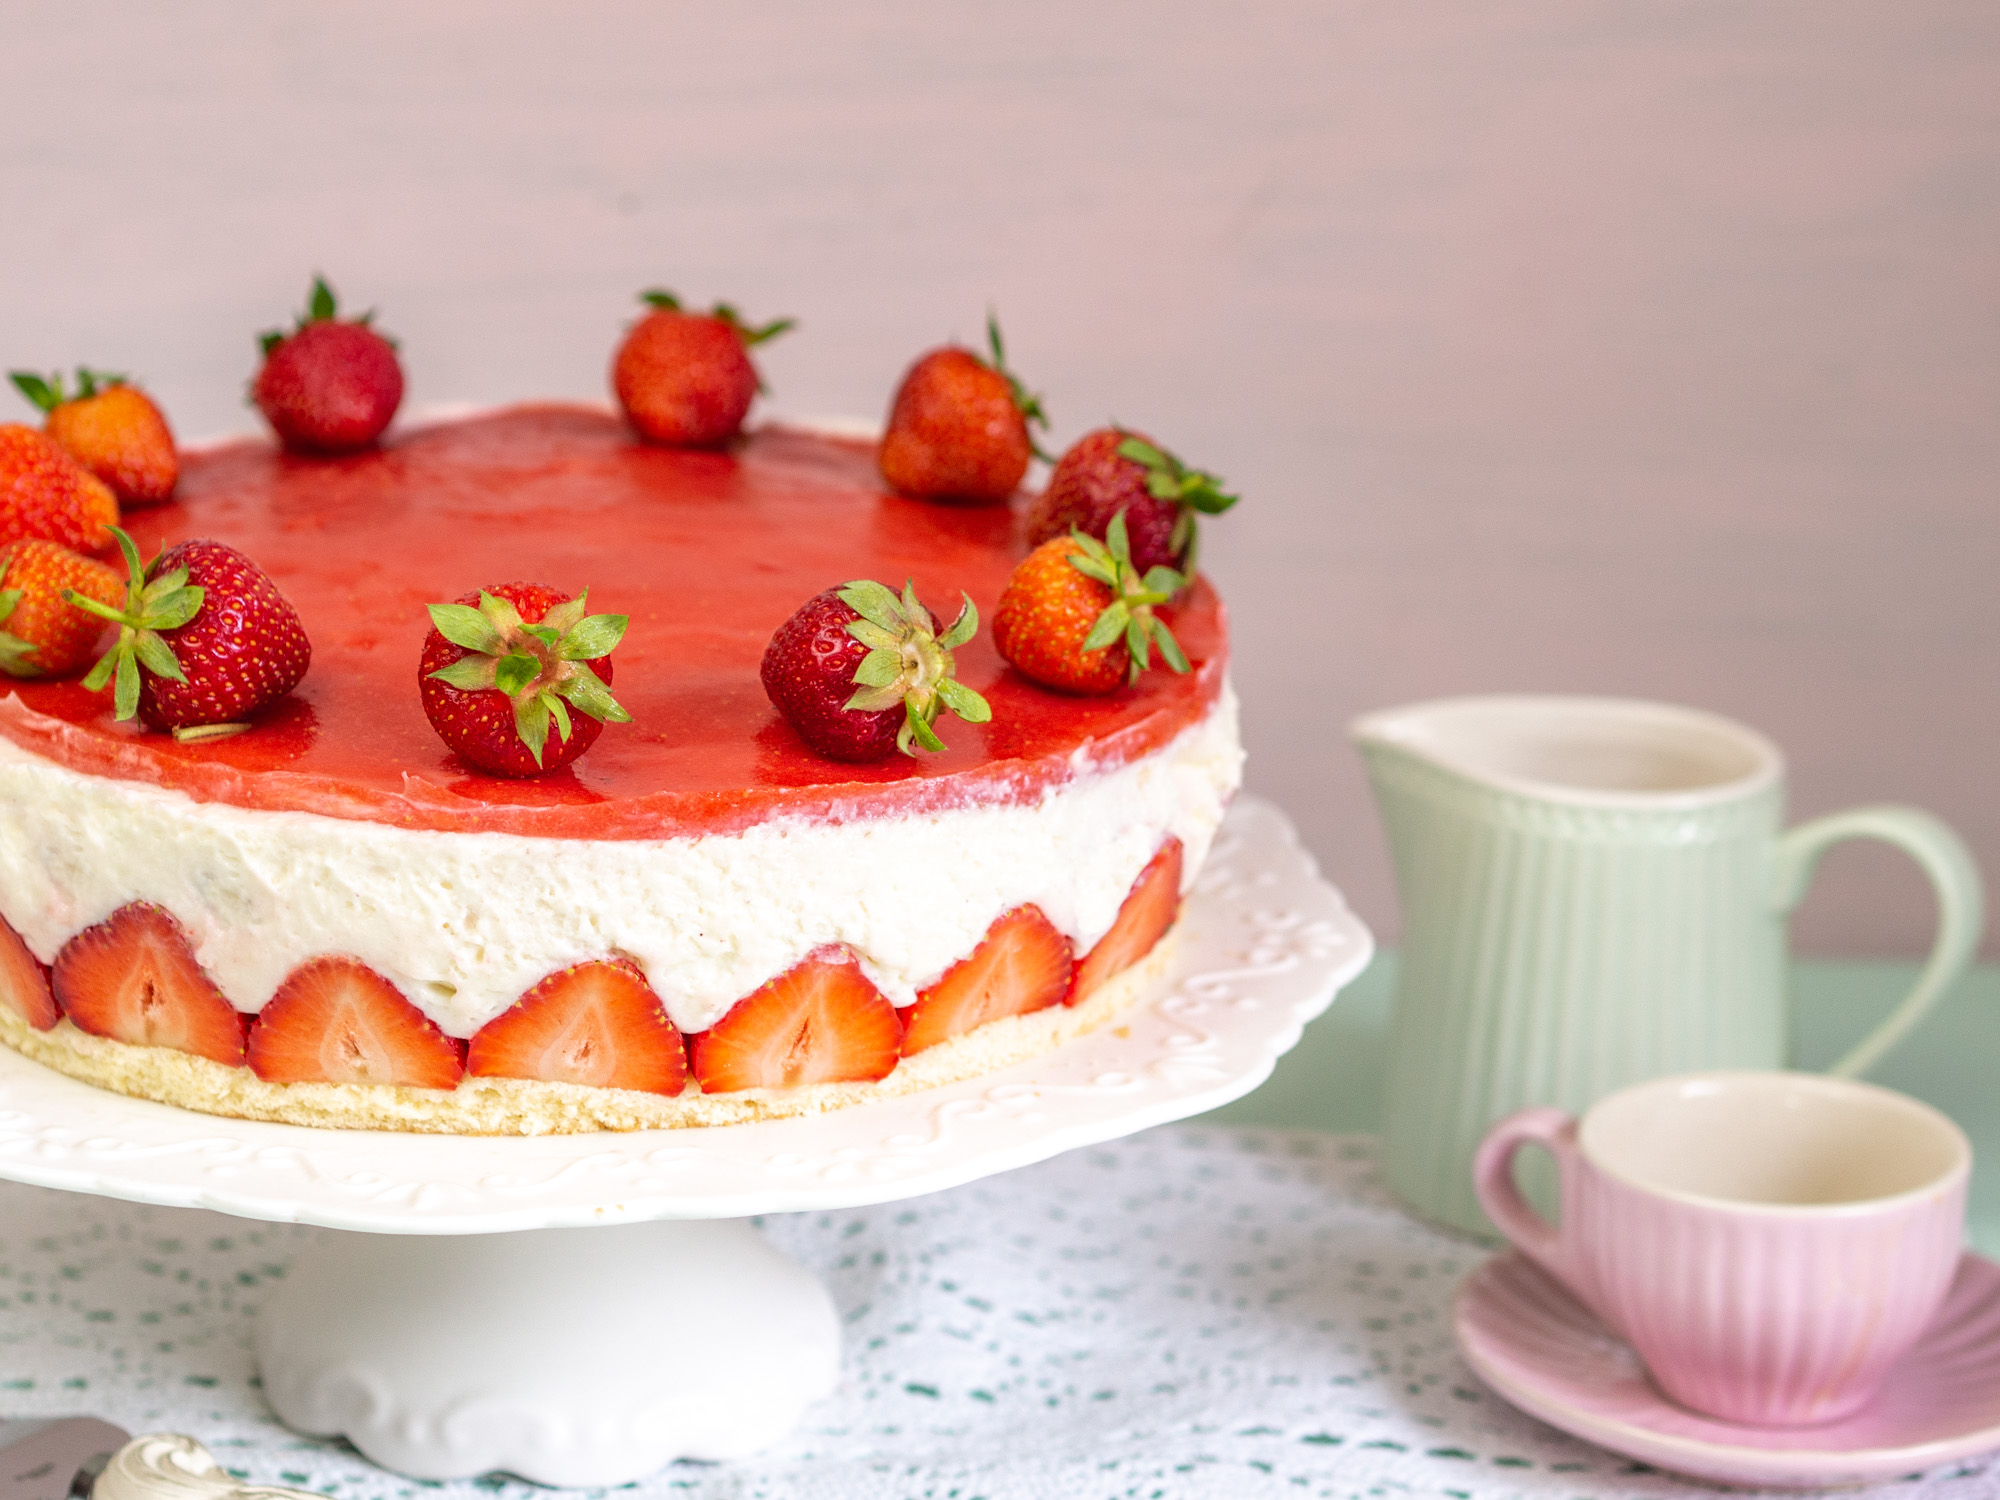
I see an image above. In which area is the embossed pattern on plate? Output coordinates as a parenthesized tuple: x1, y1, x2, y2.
(0, 795, 1370, 1233)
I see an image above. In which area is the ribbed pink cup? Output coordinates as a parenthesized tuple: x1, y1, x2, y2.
(1474, 1072, 1969, 1427)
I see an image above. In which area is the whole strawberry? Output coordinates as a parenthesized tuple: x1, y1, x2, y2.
(0, 424, 118, 553)
(878, 315, 1047, 505)
(252, 276, 404, 453)
(762, 579, 990, 761)
(1025, 428, 1237, 575)
(12, 368, 178, 506)
(420, 582, 631, 777)
(69, 528, 311, 736)
(612, 289, 794, 448)
(0, 540, 121, 678)
(992, 513, 1190, 695)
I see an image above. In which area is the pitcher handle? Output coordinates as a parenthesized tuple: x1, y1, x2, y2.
(1775, 806, 1986, 1079)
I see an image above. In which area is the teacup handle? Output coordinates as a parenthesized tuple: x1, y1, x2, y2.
(1471, 1107, 1587, 1294)
(1775, 806, 1986, 1078)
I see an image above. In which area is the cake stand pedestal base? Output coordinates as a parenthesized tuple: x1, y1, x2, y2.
(255, 1219, 840, 1486)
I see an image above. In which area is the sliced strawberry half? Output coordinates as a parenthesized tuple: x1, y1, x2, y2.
(247, 956, 463, 1089)
(1071, 838, 1184, 1004)
(900, 905, 1074, 1056)
(689, 946, 903, 1093)
(51, 903, 247, 1065)
(0, 913, 57, 1031)
(469, 960, 688, 1096)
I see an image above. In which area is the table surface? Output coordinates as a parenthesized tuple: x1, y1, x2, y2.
(1208, 953, 2000, 1256)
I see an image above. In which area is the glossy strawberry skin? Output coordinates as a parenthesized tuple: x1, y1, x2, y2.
(1024, 428, 1182, 574)
(138, 539, 312, 730)
(50, 903, 248, 1065)
(878, 347, 1031, 504)
(991, 537, 1129, 695)
(47, 385, 178, 506)
(760, 587, 904, 761)
(0, 540, 121, 678)
(0, 912, 57, 1031)
(612, 310, 759, 448)
(246, 956, 465, 1089)
(1073, 838, 1183, 1002)
(418, 581, 615, 777)
(0, 425, 117, 553)
(469, 959, 688, 1096)
(254, 320, 404, 454)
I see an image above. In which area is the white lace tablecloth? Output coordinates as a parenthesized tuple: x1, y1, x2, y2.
(2, 1126, 1994, 1500)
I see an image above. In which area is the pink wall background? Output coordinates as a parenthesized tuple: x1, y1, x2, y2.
(1, 1, 1995, 955)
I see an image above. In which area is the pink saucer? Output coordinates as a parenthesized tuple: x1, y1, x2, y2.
(1454, 1250, 2000, 1489)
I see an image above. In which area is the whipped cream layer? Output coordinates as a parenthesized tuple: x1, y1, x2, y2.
(0, 688, 1242, 1036)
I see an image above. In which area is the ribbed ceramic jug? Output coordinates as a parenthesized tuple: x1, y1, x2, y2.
(1352, 696, 1985, 1238)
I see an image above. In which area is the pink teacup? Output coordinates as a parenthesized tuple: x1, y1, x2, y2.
(1473, 1071, 1970, 1427)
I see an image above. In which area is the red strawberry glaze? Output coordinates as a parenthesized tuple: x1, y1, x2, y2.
(0, 405, 1227, 840)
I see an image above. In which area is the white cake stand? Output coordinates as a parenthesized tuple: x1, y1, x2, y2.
(0, 795, 1370, 1486)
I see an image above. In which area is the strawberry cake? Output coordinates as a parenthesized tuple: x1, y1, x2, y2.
(0, 404, 1241, 1132)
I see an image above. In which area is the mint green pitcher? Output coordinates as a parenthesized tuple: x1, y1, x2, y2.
(1353, 695, 1985, 1238)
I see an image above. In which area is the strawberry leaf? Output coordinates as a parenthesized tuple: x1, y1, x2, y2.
(937, 595, 978, 651)
(81, 644, 119, 692)
(428, 655, 500, 692)
(1124, 616, 1151, 675)
(846, 618, 900, 652)
(1115, 436, 1169, 469)
(427, 603, 507, 655)
(111, 527, 147, 590)
(513, 694, 551, 768)
(984, 312, 1049, 435)
(10, 371, 59, 414)
(113, 650, 141, 721)
(899, 702, 947, 755)
(1083, 603, 1130, 654)
(843, 681, 907, 714)
(551, 664, 632, 724)
(1067, 551, 1117, 588)
(259, 330, 284, 357)
(838, 579, 905, 631)
(1152, 619, 1190, 674)
(477, 590, 526, 634)
(308, 276, 338, 322)
(933, 676, 990, 723)
(853, 647, 903, 689)
(640, 289, 683, 311)
(0, 631, 39, 676)
(132, 630, 185, 683)
(520, 624, 562, 648)
(555, 612, 627, 661)
(493, 651, 541, 697)
(540, 593, 588, 634)
(545, 692, 574, 744)
(741, 315, 796, 347)
(143, 587, 205, 632)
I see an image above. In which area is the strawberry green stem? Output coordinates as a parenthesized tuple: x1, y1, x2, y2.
(425, 589, 633, 768)
(66, 526, 204, 722)
(839, 578, 992, 756)
(1067, 510, 1191, 684)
